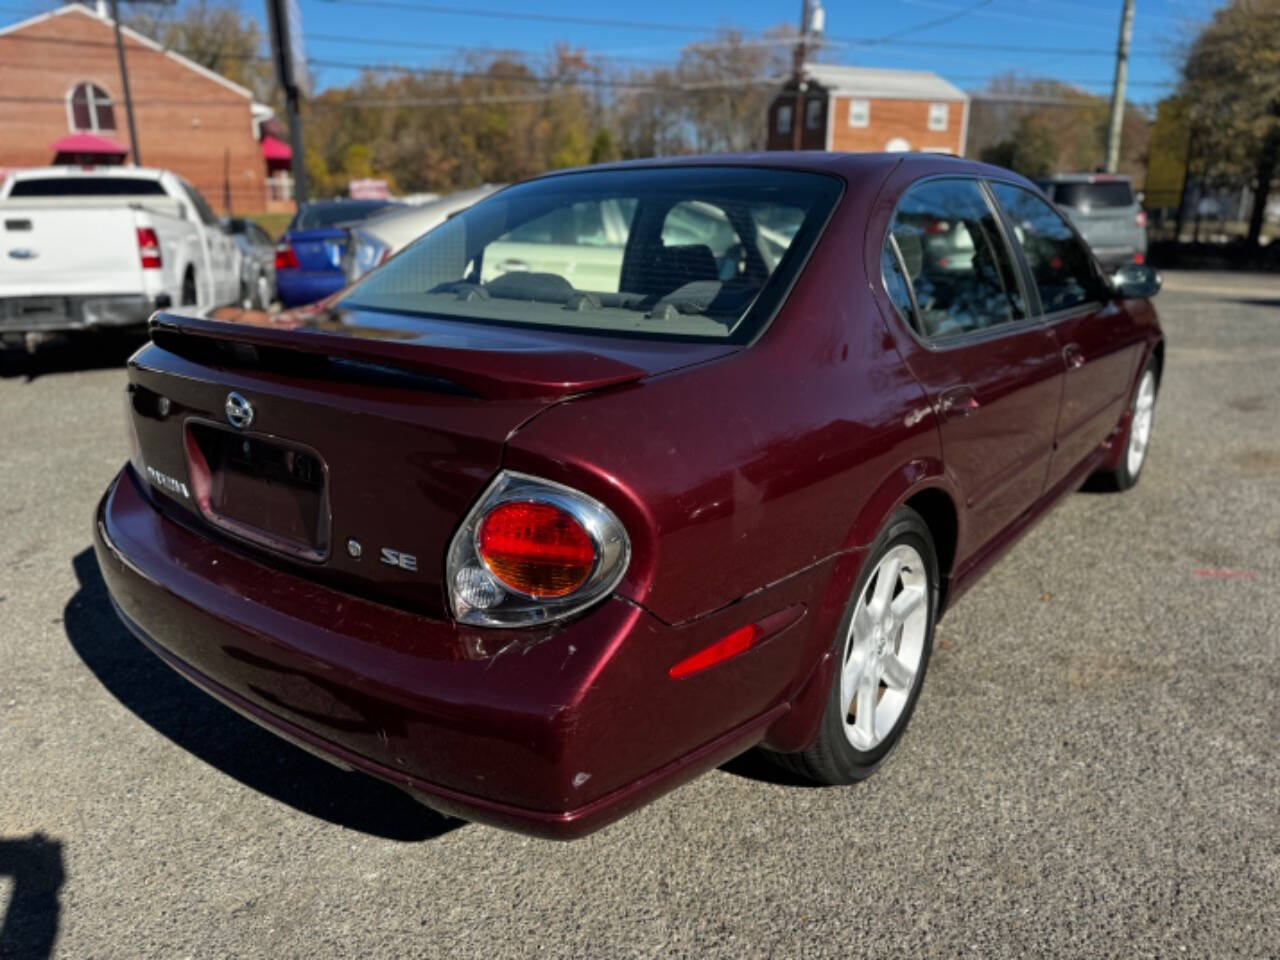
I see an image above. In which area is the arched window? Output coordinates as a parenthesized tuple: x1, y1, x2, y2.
(67, 83, 116, 133)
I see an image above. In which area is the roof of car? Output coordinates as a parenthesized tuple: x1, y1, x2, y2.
(535, 151, 1022, 186)
(7, 166, 168, 180)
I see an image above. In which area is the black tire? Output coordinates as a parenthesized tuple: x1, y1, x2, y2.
(770, 507, 938, 785)
(181, 268, 197, 307)
(1098, 358, 1159, 492)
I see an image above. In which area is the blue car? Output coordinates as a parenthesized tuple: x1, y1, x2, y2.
(275, 199, 401, 307)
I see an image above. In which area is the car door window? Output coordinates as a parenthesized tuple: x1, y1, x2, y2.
(889, 178, 1026, 341)
(989, 182, 1109, 314)
(178, 180, 218, 226)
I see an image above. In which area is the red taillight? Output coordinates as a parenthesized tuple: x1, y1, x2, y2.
(669, 625, 763, 678)
(1133, 251, 1145, 265)
(1135, 210, 1148, 229)
(275, 244, 300, 270)
(923, 220, 949, 235)
(477, 500, 596, 598)
(136, 227, 161, 269)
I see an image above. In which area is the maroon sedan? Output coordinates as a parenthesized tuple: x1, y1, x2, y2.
(95, 154, 1164, 838)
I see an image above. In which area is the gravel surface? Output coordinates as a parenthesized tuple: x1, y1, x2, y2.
(1, 271, 1277, 958)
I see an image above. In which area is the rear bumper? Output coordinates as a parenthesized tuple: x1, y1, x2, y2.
(1092, 245, 1147, 269)
(275, 269, 344, 307)
(94, 466, 822, 838)
(0, 293, 160, 334)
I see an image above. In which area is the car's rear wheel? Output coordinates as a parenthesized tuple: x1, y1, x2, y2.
(1102, 360, 1158, 491)
(774, 507, 937, 784)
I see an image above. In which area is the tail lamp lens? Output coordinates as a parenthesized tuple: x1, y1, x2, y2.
(446, 471, 631, 628)
(136, 227, 161, 269)
(1135, 210, 1148, 229)
(478, 501, 595, 598)
(275, 244, 300, 270)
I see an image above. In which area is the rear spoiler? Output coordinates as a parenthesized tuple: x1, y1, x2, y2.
(147, 312, 648, 402)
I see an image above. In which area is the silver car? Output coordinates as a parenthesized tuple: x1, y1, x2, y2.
(222, 217, 277, 309)
(1035, 174, 1147, 270)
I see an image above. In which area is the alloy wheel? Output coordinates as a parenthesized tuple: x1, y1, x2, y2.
(1127, 370, 1157, 477)
(840, 544, 929, 751)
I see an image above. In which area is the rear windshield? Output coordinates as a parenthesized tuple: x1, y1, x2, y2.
(8, 177, 165, 197)
(1049, 181, 1134, 210)
(341, 167, 842, 342)
(294, 200, 399, 230)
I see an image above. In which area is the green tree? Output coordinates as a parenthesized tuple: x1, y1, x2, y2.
(123, 0, 275, 102)
(1178, 0, 1280, 246)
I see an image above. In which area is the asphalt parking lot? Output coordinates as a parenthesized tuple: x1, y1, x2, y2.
(1, 270, 1277, 958)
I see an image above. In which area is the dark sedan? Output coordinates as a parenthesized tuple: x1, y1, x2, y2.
(95, 154, 1163, 838)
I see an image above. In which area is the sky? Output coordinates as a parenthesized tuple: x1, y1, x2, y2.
(1, 0, 1228, 104)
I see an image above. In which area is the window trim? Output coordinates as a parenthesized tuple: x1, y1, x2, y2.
(776, 103, 793, 136)
(848, 99, 870, 128)
(981, 176, 1112, 323)
(927, 102, 949, 132)
(878, 174, 1042, 352)
(805, 98, 823, 131)
(65, 81, 116, 134)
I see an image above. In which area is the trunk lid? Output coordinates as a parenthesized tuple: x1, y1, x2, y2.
(286, 227, 348, 272)
(1, 207, 145, 296)
(127, 306, 734, 616)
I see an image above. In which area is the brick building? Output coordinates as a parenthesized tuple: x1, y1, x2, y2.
(767, 64, 969, 157)
(0, 3, 292, 213)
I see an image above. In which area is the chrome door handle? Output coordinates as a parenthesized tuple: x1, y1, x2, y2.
(1063, 343, 1085, 369)
(939, 386, 980, 420)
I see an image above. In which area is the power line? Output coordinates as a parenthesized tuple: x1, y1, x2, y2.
(869, 0, 994, 44)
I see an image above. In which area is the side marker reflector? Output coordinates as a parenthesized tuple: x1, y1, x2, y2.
(669, 624, 763, 679)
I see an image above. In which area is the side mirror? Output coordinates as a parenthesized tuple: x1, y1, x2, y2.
(1112, 263, 1161, 299)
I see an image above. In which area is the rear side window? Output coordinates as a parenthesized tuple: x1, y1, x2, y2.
(343, 167, 842, 343)
(8, 177, 165, 197)
(990, 182, 1108, 314)
(888, 178, 1025, 341)
(1048, 181, 1134, 210)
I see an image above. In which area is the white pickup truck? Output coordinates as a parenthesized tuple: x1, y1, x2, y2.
(0, 166, 241, 349)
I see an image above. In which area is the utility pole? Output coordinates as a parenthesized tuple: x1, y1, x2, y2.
(109, 0, 142, 165)
(1104, 0, 1135, 173)
(791, 0, 811, 151)
(267, 0, 310, 206)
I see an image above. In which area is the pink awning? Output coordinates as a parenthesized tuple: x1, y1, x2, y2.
(261, 135, 292, 161)
(50, 132, 128, 155)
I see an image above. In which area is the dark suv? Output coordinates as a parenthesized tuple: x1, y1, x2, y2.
(1036, 174, 1147, 270)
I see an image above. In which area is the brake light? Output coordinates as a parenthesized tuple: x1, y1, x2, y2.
(478, 501, 595, 598)
(274, 243, 300, 270)
(1133, 252, 1145, 265)
(446, 472, 631, 627)
(669, 625, 762, 678)
(136, 227, 161, 269)
(1135, 210, 1147, 229)
(923, 220, 949, 234)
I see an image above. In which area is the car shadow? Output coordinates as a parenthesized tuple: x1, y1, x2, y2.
(1233, 298, 1280, 309)
(62, 548, 462, 842)
(718, 749, 827, 788)
(0, 334, 144, 382)
(0, 833, 65, 960)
